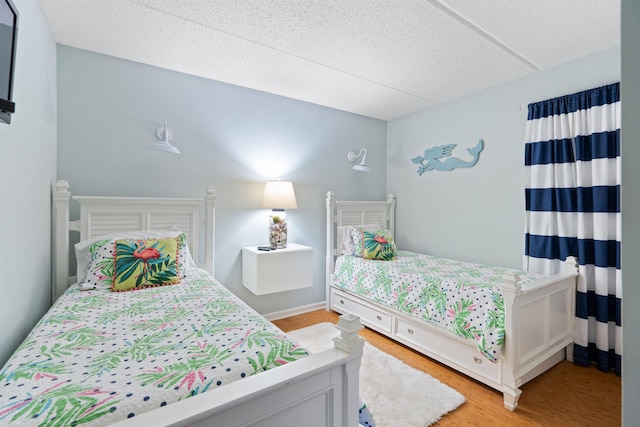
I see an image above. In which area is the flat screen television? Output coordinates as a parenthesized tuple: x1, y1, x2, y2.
(0, 0, 18, 125)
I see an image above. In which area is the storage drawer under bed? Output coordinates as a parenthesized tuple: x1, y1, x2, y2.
(330, 288, 392, 333)
(394, 318, 502, 385)
(330, 287, 502, 387)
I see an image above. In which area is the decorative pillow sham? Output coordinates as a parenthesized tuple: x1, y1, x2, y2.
(351, 224, 390, 258)
(77, 231, 193, 290)
(352, 228, 398, 260)
(112, 237, 180, 291)
(339, 223, 380, 255)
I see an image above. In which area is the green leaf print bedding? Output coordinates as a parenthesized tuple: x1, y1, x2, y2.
(332, 251, 542, 362)
(0, 269, 309, 426)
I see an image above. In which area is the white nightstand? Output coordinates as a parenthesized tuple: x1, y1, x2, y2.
(242, 243, 313, 295)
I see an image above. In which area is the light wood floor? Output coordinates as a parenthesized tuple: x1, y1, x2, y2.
(273, 309, 621, 427)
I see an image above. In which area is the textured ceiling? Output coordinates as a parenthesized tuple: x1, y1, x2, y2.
(38, 0, 620, 121)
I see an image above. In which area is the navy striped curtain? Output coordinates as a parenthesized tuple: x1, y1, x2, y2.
(523, 82, 621, 375)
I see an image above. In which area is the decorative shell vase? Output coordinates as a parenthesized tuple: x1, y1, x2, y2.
(269, 211, 288, 248)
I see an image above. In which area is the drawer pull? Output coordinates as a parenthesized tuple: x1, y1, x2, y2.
(340, 299, 345, 305)
(407, 328, 414, 335)
(376, 315, 382, 321)
(473, 357, 482, 364)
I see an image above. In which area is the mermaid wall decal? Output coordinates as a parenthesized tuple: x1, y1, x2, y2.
(411, 139, 484, 175)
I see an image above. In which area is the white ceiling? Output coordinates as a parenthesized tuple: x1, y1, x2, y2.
(38, 0, 620, 121)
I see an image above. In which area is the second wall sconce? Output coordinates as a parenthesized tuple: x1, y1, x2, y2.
(347, 148, 371, 172)
(147, 121, 181, 154)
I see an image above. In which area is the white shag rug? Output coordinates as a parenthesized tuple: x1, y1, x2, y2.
(287, 322, 465, 427)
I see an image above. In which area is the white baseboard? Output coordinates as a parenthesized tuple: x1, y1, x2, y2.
(263, 301, 326, 321)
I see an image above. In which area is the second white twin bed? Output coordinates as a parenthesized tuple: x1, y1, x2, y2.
(325, 191, 579, 411)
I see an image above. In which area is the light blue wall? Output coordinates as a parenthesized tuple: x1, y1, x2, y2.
(2, 4, 635, 420)
(621, 0, 639, 425)
(56, 46, 387, 315)
(387, 47, 620, 269)
(0, 0, 57, 365)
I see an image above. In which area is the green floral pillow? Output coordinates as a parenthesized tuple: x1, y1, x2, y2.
(112, 237, 180, 292)
(355, 229, 398, 260)
(351, 227, 395, 258)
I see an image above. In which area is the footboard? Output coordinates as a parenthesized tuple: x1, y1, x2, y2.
(111, 314, 365, 427)
(501, 256, 579, 410)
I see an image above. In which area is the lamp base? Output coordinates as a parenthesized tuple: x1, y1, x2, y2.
(269, 210, 288, 248)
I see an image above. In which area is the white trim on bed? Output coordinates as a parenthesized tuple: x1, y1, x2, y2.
(48, 180, 364, 427)
(325, 191, 579, 411)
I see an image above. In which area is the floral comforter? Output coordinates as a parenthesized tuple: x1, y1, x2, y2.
(332, 251, 542, 362)
(0, 270, 308, 426)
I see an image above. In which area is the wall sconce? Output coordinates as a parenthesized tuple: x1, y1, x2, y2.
(147, 121, 181, 154)
(347, 148, 371, 172)
(262, 181, 298, 248)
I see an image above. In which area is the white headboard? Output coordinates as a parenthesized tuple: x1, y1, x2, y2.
(52, 180, 216, 303)
(325, 191, 396, 304)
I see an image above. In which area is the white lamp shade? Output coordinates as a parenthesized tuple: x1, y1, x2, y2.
(262, 181, 298, 209)
(352, 162, 371, 172)
(147, 140, 181, 154)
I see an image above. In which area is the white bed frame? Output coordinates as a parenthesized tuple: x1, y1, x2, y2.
(325, 191, 579, 411)
(50, 180, 364, 427)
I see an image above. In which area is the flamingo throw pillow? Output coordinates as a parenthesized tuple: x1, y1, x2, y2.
(112, 237, 180, 292)
(355, 229, 398, 261)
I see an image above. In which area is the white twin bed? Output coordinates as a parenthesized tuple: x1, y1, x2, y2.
(0, 181, 364, 427)
(325, 191, 579, 411)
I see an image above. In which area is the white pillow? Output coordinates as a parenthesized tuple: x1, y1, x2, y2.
(338, 224, 380, 255)
(74, 230, 197, 282)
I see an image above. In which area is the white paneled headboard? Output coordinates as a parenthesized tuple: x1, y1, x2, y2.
(52, 180, 216, 302)
(325, 191, 396, 304)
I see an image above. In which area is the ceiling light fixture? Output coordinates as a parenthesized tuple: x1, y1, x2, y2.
(347, 148, 371, 172)
(147, 121, 181, 154)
